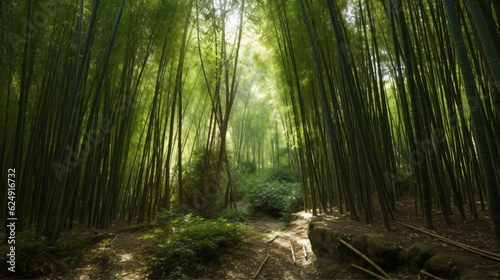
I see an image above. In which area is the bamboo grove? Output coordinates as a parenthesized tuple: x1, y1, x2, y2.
(1, 0, 500, 244)
(264, 0, 500, 242)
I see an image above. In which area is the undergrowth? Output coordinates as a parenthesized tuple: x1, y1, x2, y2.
(0, 225, 83, 278)
(146, 211, 252, 279)
(0, 223, 119, 278)
(242, 167, 303, 222)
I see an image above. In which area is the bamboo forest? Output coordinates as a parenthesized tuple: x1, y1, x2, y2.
(1, 0, 500, 279)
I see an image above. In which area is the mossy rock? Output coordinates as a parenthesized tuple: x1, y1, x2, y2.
(449, 255, 476, 279)
(316, 258, 341, 278)
(308, 224, 401, 270)
(308, 224, 350, 261)
(407, 243, 435, 272)
(350, 234, 401, 270)
(425, 252, 482, 279)
(451, 255, 475, 269)
(459, 269, 487, 280)
(425, 253, 453, 277)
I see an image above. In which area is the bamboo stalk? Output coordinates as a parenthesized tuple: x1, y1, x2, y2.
(302, 245, 308, 261)
(338, 238, 391, 279)
(253, 254, 270, 279)
(350, 263, 387, 279)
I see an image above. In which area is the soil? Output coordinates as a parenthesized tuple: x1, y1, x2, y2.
(44, 196, 500, 279)
(202, 210, 318, 279)
(46, 222, 153, 280)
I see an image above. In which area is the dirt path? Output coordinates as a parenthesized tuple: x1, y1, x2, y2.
(203, 211, 318, 279)
(50, 212, 318, 280)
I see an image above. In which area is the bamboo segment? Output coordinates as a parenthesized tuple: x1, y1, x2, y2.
(289, 240, 296, 264)
(253, 254, 270, 279)
(420, 269, 444, 280)
(350, 263, 387, 279)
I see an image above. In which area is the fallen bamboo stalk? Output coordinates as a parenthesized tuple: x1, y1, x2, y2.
(302, 245, 308, 261)
(253, 254, 269, 279)
(399, 222, 500, 262)
(420, 269, 444, 280)
(289, 240, 296, 264)
(267, 235, 278, 243)
(338, 238, 391, 279)
(399, 222, 500, 257)
(350, 263, 387, 279)
(110, 234, 119, 245)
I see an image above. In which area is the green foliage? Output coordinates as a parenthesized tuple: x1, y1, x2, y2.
(239, 161, 257, 174)
(178, 146, 228, 216)
(148, 213, 252, 279)
(0, 226, 58, 277)
(261, 166, 299, 183)
(243, 167, 303, 221)
(216, 208, 248, 223)
(92, 248, 119, 266)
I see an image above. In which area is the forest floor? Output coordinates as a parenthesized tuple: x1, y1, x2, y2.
(202, 210, 318, 279)
(46, 222, 153, 280)
(46, 209, 317, 280)
(45, 196, 500, 279)
(307, 196, 500, 279)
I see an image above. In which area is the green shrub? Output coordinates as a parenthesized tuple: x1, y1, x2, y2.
(216, 208, 248, 223)
(239, 161, 257, 174)
(1, 226, 58, 277)
(262, 166, 299, 183)
(148, 213, 252, 279)
(244, 167, 303, 221)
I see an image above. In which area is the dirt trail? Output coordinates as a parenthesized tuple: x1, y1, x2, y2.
(203, 211, 318, 279)
(50, 211, 317, 280)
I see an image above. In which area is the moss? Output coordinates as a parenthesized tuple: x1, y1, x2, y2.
(308, 223, 484, 280)
(350, 234, 400, 269)
(309, 225, 401, 271)
(366, 238, 400, 269)
(317, 258, 340, 278)
(459, 269, 487, 280)
(449, 255, 476, 278)
(407, 243, 435, 272)
(423, 252, 483, 279)
(451, 255, 475, 269)
(308, 226, 347, 260)
(425, 253, 452, 277)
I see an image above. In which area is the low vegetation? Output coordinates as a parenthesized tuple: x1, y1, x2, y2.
(146, 212, 252, 279)
(0, 225, 94, 278)
(242, 167, 303, 222)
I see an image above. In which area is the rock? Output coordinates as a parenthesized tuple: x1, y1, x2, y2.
(425, 253, 453, 277)
(406, 243, 435, 272)
(460, 268, 487, 280)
